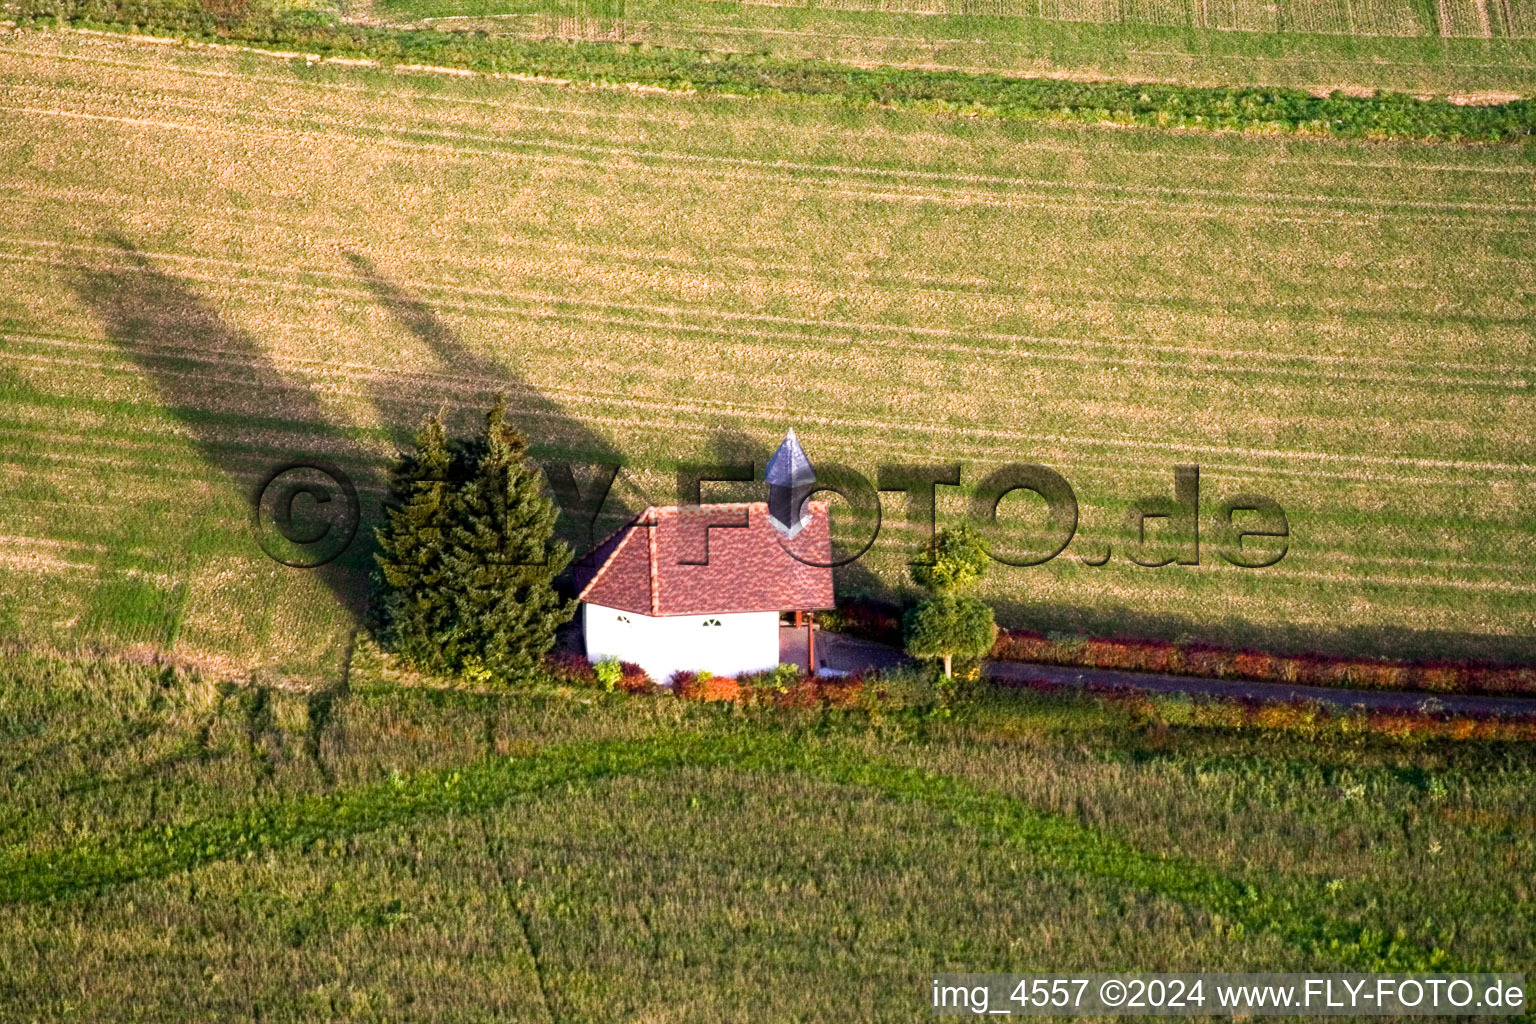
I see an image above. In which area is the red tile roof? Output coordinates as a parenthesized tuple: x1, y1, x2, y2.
(576, 502, 835, 616)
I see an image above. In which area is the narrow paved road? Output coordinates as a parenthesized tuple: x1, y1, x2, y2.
(788, 628, 1536, 716)
(987, 659, 1536, 717)
(780, 627, 910, 675)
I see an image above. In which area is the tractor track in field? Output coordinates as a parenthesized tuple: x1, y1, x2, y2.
(6, 277, 1527, 397)
(4, 241, 1531, 385)
(7, 184, 1529, 287)
(3, 400, 1526, 510)
(6, 94, 1536, 226)
(6, 329, 1532, 480)
(6, 223, 1533, 335)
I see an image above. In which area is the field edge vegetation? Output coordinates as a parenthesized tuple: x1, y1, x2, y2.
(5, 7, 1535, 140)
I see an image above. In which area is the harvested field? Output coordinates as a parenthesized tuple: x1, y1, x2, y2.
(0, 31, 1532, 678)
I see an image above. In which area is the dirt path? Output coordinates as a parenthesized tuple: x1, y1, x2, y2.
(987, 659, 1536, 717)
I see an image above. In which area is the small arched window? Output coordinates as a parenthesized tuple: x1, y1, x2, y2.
(702, 618, 722, 627)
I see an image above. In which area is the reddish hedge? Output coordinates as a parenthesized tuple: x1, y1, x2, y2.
(989, 625, 1536, 698)
(667, 667, 870, 709)
(669, 671, 744, 703)
(545, 652, 598, 686)
(544, 653, 654, 693)
(987, 619, 1536, 698)
(1013, 677, 1536, 742)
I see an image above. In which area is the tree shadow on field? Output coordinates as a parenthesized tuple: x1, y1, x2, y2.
(699, 423, 769, 505)
(68, 233, 383, 622)
(342, 251, 645, 566)
(703, 425, 766, 467)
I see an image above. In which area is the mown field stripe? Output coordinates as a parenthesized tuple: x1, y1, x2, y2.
(14, 84, 1536, 215)
(7, 262, 1533, 477)
(9, 248, 1533, 388)
(8, 248, 1532, 386)
(8, 98, 1536, 228)
(0, 730, 1456, 971)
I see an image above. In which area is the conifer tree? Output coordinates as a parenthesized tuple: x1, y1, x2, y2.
(372, 399, 575, 681)
(437, 398, 575, 679)
(373, 413, 455, 672)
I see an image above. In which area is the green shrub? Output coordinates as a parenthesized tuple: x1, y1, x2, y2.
(905, 594, 998, 679)
(593, 656, 623, 693)
(857, 665, 939, 711)
(910, 524, 988, 595)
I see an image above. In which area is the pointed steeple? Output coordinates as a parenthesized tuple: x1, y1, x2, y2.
(766, 428, 816, 537)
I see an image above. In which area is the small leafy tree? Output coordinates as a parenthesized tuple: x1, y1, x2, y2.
(903, 594, 997, 679)
(904, 525, 996, 678)
(910, 523, 988, 595)
(372, 398, 576, 682)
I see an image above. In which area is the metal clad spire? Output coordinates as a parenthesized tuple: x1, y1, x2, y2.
(767, 428, 816, 536)
(765, 428, 814, 485)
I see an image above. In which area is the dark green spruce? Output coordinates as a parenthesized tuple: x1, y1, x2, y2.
(373, 400, 574, 682)
(373, 413, 454, 670)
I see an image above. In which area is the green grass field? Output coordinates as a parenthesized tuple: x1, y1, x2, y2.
(0, 649, 1531, 1020)
(0, 31, 1532, 680)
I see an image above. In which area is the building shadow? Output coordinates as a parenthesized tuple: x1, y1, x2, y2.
(702, 424, 767, 468)
(67, 233, 383, 621)
(697, 424, 769, 506)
